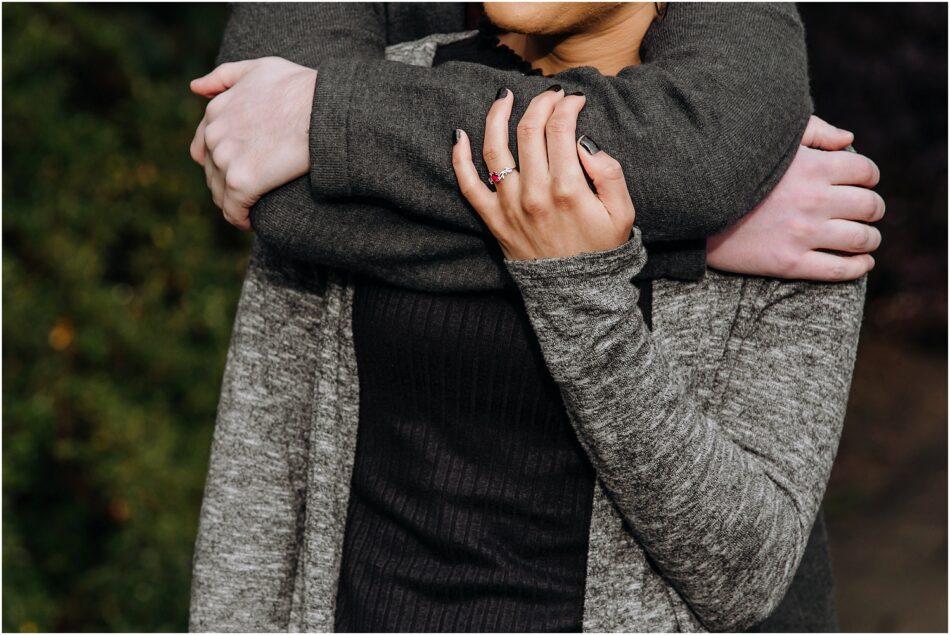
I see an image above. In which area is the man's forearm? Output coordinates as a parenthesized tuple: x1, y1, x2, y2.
(215, 3, 386, 66)
(216, 2, 514, 292)
(252, 178, 510, 292)
(306, 4, 812, 240)
(218, 3, 811, 290)
(252, 178, 706, 292)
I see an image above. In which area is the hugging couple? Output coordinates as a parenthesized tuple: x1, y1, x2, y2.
(188, 4, 883, 633)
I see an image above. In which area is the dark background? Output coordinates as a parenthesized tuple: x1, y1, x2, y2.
(3, 3, 946, 632)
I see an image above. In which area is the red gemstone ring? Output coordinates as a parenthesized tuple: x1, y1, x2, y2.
(487, 167, 515, 187)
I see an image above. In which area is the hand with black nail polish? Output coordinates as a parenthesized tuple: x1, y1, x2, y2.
(450, 79, 635, 260)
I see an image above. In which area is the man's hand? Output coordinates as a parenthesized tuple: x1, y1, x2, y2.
(189, 58, 317, 230)
(708, 116, 884, 281)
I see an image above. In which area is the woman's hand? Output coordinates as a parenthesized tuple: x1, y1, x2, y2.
(189, 57, 317, 231)
(707, 115, 884, 281)
(451, 88, 635, 261)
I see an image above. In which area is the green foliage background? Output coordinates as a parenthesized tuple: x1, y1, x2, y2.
(3, 4, 236, 631)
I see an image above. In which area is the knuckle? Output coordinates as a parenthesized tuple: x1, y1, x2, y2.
(211, 139, 235, 163)
(203, 120, 224, 147)
(857, 156, 877, 184)
(601, 161, 624, 182)
(483, 147, 502, 164)
(796, 146, 830, 179)
(850, 225, 872, 251)
(828, 262, 851, 282)
(206, 96, 225, 118)
(550, 176, 579, 204)
(546, 115, 572, 135)
(800, 188, 825, 213)
(521, 191, 547, 216)
(224, 166, 250, 195)
(787, 218, 813, 242)
(517, 119, 542, 139)
(227, 207, 248, 227)
(804, 149, 829, 178)
(775, 249, 801, 275)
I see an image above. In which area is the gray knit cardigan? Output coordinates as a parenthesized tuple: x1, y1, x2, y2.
(189, 33, 864, 634)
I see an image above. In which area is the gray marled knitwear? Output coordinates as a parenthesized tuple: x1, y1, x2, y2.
(506, 229, 864, 631)
(189, 32, 863, 633)
(190, 231, 864, 632)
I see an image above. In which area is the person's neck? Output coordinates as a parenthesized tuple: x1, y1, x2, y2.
(497, 4, 657, 76)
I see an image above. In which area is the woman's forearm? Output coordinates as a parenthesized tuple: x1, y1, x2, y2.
(505, 230, 865, 631)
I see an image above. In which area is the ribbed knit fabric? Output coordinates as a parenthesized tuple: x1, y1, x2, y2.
(336, 281, 595, 632)
(333, 33, 651, 632)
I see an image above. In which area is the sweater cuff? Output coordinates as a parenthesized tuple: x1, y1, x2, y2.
(504, 228, 648, 286)
(309, 59, 363, 200)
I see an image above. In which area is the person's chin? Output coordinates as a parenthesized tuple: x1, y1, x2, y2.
(484, 5, 571, 37)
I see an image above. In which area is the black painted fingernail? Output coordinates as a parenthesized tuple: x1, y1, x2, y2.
(578, 135, 600, 155)
(568, 91, 585, 97)
(495, 87, 509, 100)
(453, 129, 463, 145)
(546, 84, 563, 93)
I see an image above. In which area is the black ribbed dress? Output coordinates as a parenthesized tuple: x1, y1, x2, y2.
(334, 27, 651, 633)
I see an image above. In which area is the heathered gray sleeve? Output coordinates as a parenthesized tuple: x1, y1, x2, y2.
(189, 247, 328, 631)
(505, 230, 865, 632)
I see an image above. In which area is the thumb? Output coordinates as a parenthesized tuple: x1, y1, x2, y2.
(577, 135, 635, 225)
(190, 60, 256, 98)
(801, 115, 854, 151)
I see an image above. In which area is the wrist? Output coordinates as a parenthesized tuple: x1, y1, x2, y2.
(506, 228, 647, 285)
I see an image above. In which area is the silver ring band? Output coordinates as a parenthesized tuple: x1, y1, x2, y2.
(488, 167, 515, 186)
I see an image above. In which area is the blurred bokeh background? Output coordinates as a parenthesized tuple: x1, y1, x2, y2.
(3, 3, 946, 632)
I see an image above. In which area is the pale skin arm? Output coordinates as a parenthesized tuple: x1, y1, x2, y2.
(189, 59, 883, 281)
